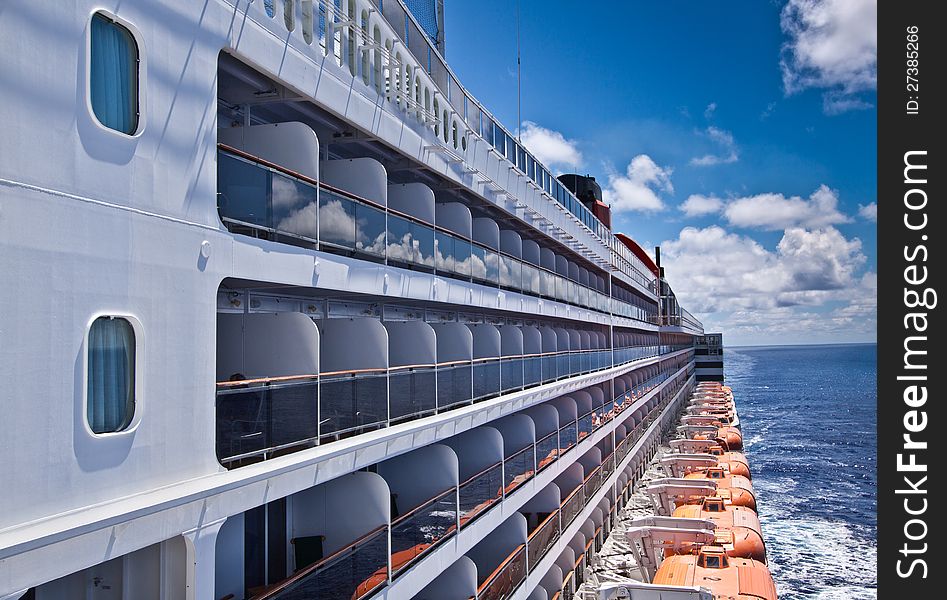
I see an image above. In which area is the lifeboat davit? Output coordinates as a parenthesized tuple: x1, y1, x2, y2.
(684, 466, 757, 511)
(653, 546, 777, 600)
(672, 497, 766, 562)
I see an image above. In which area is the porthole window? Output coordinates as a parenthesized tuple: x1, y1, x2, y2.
(87, 317, 136, 434)
(90, 13, 139, 135)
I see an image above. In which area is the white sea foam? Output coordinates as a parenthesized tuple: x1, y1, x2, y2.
(755, 477, 876, 598)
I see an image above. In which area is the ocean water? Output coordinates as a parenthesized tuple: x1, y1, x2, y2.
(724, 344, 877, 599)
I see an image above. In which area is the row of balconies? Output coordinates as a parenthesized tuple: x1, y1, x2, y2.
(215, 305, 691, 468)
(216, 144, 658, 322)
(215, 359, 693, 600)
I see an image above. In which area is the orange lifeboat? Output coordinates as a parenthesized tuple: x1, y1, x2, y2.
(693, 426, 743, 451)
(671, 497, 766, 562)
(684, 466, 756, 511)
(708, 444, 752, 479)
(653, 546, 777, 600)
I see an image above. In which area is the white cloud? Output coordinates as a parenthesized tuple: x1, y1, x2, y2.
(659, 225, 874, 344)
(704, 102, 717, 120)
(780, 0, 877, 114)
(723, 184, 851, 230)
(680, 194, 725, 217)
(690, 126, 739, 166)
(857, 202, 877, 221)
(519, 121, 582, 171)
(602, 155, 673, 213)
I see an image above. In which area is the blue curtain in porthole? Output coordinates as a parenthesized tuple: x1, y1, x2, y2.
(88, 318, 135, 433)
(90, 14, 135, 134)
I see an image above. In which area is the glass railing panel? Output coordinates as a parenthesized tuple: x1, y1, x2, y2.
(527, 510, 560, 570)
(390, 489, 457, 576)
(541, 271, 556, 298)
(558, 423, 577, 454)
(386, 213, 435, 271)
(470, 244, 488, 283)
(473, 359, 501, 401)
(504, 445, 535, 495)
(437, 362, 473, 411)
(560, 486, 584, 528)
(523, 356, 542, 387)
(581, 350, 592, 374)
(523, 264, 541, 295)
(218, 151, 269, 232)
(435, 230, 456, 273)
(319, 372, 388, 442)
(218, 152, 323, 246)
(263, 525, 389, 600)
(557, 353, 570, 379)
(355, 203, 387, 258)
(454, 238, 472, 278)
(484, 249, 501, 285)
(584, 466, 602, 498)
(216, 377, 320, 466)
(459, 462, 503, 528)
(542, 354, 557, 383)
(319, 189, 358, 250)
(478, 545, 526, 600)
(270, 172, 319, 242)
(569, 351, 581, 375)
(535, 431, 559, 472)
(577, 411, 593, 442)
(500, 357, 524, 392)
(388, 367, 436, 423)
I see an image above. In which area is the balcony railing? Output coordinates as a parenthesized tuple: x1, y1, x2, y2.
(390, 488, 457, 576)
(535, 431, 559, 472)
(216, 348, 676, 468)
(527, 510, 561, 570)
(253, 525, 388, 600)
(218, 146, 661, 323)
(560, 485, 585, 529)
(477, 544, 526, 600)
(503, 445, 536, 496)
(459, 461, 504, 529)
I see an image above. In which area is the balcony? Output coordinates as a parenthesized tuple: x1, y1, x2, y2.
(216, 145, 657, 323)
(216, 306, 677, 468)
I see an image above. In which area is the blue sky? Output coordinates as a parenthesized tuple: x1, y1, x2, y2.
(443, 0, 877, 346)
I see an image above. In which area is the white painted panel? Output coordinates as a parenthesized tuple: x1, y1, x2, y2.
(499, 325, 524, 357)
(435, 202, 472, 238)
(414, 556, 478, 600)
(520, 483, 560, 514)
(467, 513, 528, 583)
(384, 320, 436, 366)
(491, 414, 535, 456)
(499, 230, 522, 258)
(555, 464, 585, 496)
(550, 396, 578, 424)
(467, 323, 500, 359)
(521, 404, 559, 437)
(320, 158, 388, 206)
(377, 444, 458, 512)
(444, 427, 504, 481)
(521, 326, 542, 355)
(289, 472, 389, 555)
(217, 312, 320, 380)
(540, 566, 563, 597)
(218, 122, 320, 181)
(472, 217, 500, 250)
(522, 239, 541, 266)
(540, 327, 558, 353)
(215, 515, 244, 600)
(388, 182, 435, 223)
(318, 318, 388, 371)
(431, 323, 473, 362)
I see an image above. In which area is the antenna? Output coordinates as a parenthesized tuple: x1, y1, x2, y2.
(516, 0, 522, 142)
